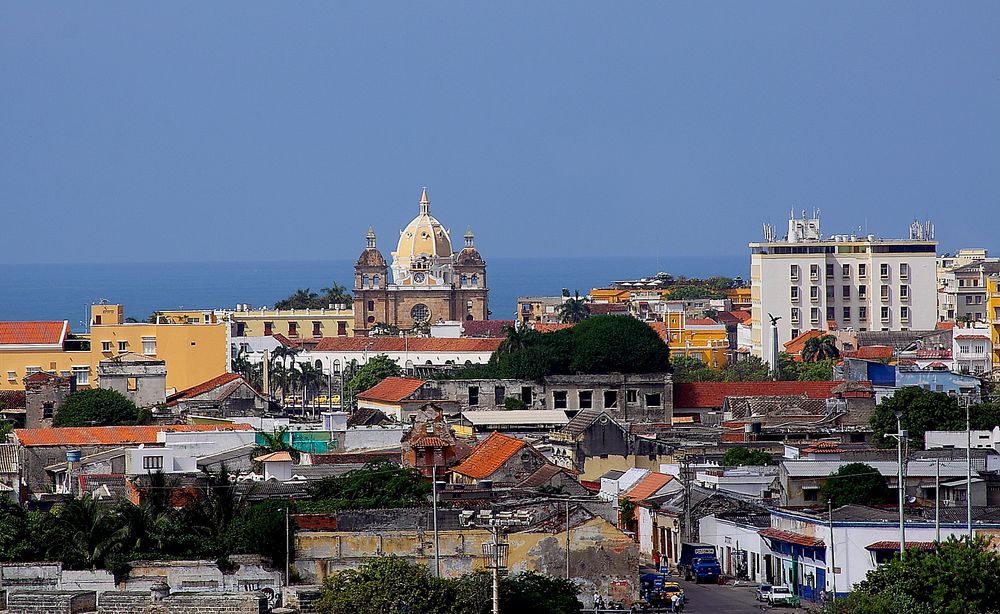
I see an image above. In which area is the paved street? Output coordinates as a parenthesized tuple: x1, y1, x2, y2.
(677, 581, 813, 614)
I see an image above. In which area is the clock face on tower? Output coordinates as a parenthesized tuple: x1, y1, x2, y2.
(413, 272, 426, 283)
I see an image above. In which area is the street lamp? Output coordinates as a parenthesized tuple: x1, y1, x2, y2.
(888, 409, 907, 558)
(460, 509, 532, 614)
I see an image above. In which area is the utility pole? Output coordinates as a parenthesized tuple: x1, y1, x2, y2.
(891, 410, 906, 558)
(935, 458, 941, 543)
(967, 398, 973, 539)
(432, 464, 440, 578)
(827, 499, 836, 602)
(284, 506, 291, 587)
(565, 500, 570, 579)
(681, 455, 693, 543)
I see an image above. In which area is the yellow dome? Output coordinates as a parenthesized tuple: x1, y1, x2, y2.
(393, 188, 453, 261)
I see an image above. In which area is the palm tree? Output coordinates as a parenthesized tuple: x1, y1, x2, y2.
(187, 466, 251, 541)
(321, 282, 353, 306)
(50, 497, 122, 569)
(557, 291, 590, 323)
(499, 323, 535, 354)
(801, 334, 840, 362)
(256, 426, 300, 463)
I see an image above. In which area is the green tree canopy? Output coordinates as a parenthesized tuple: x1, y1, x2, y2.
(670, 355, 771, 383)
(53, 388, 139, 427)
(824, 537, 1000, 614)
(722, 447, 773, 467)
(303, 461, 431, 512)
(801, 335, 840, 362)
(345, 355, 403, 398)
(867, 386, 999, 448)
(220, 499, 294, 570)
(819, 462, 892, 508)
(667, 284, 726, 300)
(275, 283, 353, 310)
(557, 291, 590, 324)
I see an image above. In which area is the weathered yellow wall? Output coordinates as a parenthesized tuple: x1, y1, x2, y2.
(231, 309, 354, 338)
(0, 350, 92, 390)
(579, 454, 675, 482)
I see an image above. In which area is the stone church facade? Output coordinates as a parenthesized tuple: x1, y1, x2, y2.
(353, 189, 488, 335)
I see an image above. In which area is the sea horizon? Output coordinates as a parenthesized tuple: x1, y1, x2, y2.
(2, 255, 746, 326)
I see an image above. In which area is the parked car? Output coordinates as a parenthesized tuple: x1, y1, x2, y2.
(755, 584, 773, 602)
(769, 586, 800, 607)
(661, 582, 685, 605)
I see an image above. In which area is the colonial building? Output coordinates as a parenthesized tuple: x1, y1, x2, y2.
(353, 189, 488, 335)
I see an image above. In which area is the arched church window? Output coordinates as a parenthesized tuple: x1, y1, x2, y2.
(411, 304, 430, 323)
(471, 274, 479, 286)
(363, 275, 370, 288)
(461, 274, 468, 286)
(373, 274, 380, 288)
(367, 300, 375, 311)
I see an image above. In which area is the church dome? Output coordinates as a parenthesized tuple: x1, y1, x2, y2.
(393, 189, 453, 261)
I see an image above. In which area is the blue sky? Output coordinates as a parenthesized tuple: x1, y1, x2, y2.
(2, 2, 998, 263)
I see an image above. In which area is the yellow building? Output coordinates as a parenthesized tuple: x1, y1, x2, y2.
(725, 287, 752, 311)
(589, 288, 630, 303)
(989, 276, 1000, 368)
(89, 305, 228, 394)
(229, 307, 354, 339)
(0, 321, 91, 391)
(661, 303, 729, 367)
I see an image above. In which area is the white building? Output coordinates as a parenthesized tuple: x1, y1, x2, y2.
(750, 212, 938, 364)
(297, 336, 501, 374)
(952, 325, 993, 375)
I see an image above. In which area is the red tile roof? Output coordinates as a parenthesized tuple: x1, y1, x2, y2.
(255, 451, 293, 462)
(935, 321, 957, 330)
(0, 321, 68, 346)
(783, 330, 826, 359)
(624, 472, 674, 502)
(685, 318, 721, 326)
(759, 528, 824, 548)
(802, 441, 845, 454)
(0, 390, 26, 410)
(915, 349, 952, 359)
(451, 432, 527, 480)
(14, 424, 253, 447)
(866, 541, 936, 551)
(730, 310, 752, 324)
(532, 323, 575, 333)
(357, 377, 426, 403)
(955, 334, 991, 340)
(587, 303, 629, 316)
(167, 373, 244, 402)
(311, 337, 502, 353)
(843, 346, 895, 360)
(674, 381, 844, 409)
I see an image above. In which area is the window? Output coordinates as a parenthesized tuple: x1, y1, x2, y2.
(139, 336, 156, 356)
(644, 393, 662, 408)
(826, 285, 835, 300)
(336, 321, 348, 336)
(411, 304, 430, 323)
(127, 377, 138, 392)
(790, 286, 800, 301)
(6, 371, 15, 382)
(791, 328, 800, 339)
(881, 306, 890, 322)
(43, 402, 54, 419)
(791, 308, 800, 324)
(859, 263, 868, 278)
(553, 391, 568, 409)
(803, 488, 818, 502)
(810, 308, 820, 323)
(899, 285, 909, 300)
(367, 300, 375, 311)
(626, 389, 638, 404)
(842, 285, 851, 299)
(826, 263, 834, 278)
(810, 264, 820, 280)
(790, 264, 800, 281)
(579, 390, 593, 409)
(966, 295, 975, 305)
(810, 286, 819, 301)
(118, 340, 128, 352)
(843, 307, 851, 320)
(142, 456, 164, 470)
(72, 366, 89, 386)
(312, 321, 322, 337)
(101, 341, 112, 352)
(900, 263, 909, 279)
(859, 285, 867, 299)
(900, 306, 909, 322)
(468, 386, 479, 406)
(494, 386, 505, 405)
(288, 322, 298, 337)
(842, 264, 851, 277)
(263, 322, 273, 335)
(826, 307, 835, 321)
(460, 274, 468, 286)
(363, 275, 370, 287)
(604, 390, 618, 408)
(521, 386, 533, 405)
(880, 263, 890, 279)
(881, 285, 890, 300)
(26, 366, 40, 375)
(372, 274, 380, 288)
(471, 274, 479, 286)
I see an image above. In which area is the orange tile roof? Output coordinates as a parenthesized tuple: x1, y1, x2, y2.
(955, 333, 991, 340)
(935, 321, 957, 330)
(783, 330, 826, 359)
(255, 451, 293, 462)
(451, 432, 527, 479)
(311, 337, 502, 353)
(843, 345, 895, 360)
(168, 373, 244, 401)
(685, 318, 721, 326)
(730, 310, 752, 324)
(866, 541, 936, 551)
(532, 323, 575, 333)
(0, 321, 68, 346)
(357, 377, 427, 403)
(624, 472, 674, 502)
(759, 528, 824, 548)
(14, 424, 253, 447)
(674, 381, 844, 409)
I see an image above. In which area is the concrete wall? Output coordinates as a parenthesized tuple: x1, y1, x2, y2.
(295, 516, 638, 605)
(343, 426, 403, 451)
(98, 591, 267, 614)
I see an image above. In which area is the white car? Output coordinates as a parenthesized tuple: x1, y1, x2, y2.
(755, 584, 773, 602)
(769, 586, 798, 607)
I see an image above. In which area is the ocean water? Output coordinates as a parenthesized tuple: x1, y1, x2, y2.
(0, 255, 746, 325)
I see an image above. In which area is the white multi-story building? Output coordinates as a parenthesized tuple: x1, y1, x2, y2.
(750, 212, 937, 364)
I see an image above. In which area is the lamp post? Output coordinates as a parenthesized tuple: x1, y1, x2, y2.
(827, 499, 836, 602)
(460, 509, 532, 614)
(966, 397, 973, 539)
(889, 410, 907, 558)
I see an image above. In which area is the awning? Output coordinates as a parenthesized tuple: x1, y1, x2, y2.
(866, 541, 935, 551)
(759, 528, 825, 548)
